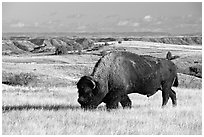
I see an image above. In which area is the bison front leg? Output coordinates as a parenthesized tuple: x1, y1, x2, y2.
(120, 95, 132, 109)
(105, 96, 121, 110)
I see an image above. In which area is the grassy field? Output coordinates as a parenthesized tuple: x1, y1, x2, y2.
(2, 85, 202, 135)
(2, 40, 202, 135)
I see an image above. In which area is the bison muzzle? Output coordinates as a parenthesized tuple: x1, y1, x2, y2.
(77, 51, 178, 109)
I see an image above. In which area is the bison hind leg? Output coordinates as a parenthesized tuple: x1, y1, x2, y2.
(161, 83, 177, 107)
(162, 90, 169, 107)
(161, 85, 170, 107)
(120, 95, 132, 109)
(169, 89, 177, 107)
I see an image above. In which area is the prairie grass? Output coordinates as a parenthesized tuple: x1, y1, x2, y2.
(2, 42, 202, 134)
(2, 85, 202, 135)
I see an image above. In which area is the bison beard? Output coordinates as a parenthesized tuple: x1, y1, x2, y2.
(77, 51, 178, 109)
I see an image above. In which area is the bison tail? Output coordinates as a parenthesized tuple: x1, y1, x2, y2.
(173, 75, 179, 87)
(166, 51, 180, 60)
(166, 51, 172, 60)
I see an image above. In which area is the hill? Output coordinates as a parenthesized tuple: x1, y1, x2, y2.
(2, 34, 202, 79)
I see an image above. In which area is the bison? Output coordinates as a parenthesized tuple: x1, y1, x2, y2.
(77, 51, 178, 109)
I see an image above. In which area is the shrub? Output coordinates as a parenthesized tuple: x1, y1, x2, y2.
(55, 46, 67, 55)
(78, 49, 82, 55)
(189, 65, 202, 78)
(118, 41, 122, 44)
(2, 72, 37, 86)
(100, 50, 108, 56)
(104, 42, 109, 46)
(75, 38, 94, 49)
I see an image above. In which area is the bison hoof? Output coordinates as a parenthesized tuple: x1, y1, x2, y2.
(172, 104, 177, 107)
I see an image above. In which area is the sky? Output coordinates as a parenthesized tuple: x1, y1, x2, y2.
(2, 2, 202, 34)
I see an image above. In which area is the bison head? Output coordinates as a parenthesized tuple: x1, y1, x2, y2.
(76, 76, 99, 109)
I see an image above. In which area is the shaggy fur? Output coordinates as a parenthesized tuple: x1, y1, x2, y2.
(77, 51, 178, 109)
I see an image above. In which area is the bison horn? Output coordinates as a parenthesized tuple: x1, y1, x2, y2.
(90, 79, 96, 89)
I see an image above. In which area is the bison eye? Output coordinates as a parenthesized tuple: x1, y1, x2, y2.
(89, 92, 94, 97)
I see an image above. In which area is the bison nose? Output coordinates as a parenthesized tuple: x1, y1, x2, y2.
(78, 97, 87, 104)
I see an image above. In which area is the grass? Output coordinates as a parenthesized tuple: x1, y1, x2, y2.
(3, 108, 201, 134)
(2, 85, 202, 135)
(2, 72, 37, 86)
(2, 54, 202, 89)
(2, 40, 202, 135)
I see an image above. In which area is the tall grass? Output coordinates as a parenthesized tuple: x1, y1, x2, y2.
(2, 86, 202, 135)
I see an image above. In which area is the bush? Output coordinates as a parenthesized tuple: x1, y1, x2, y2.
(118, 41, 122, 44)
(75, 38, 94, 49)
(78, 49, 82, 55)
(189, 65, 202, 78)
(2, 72, 37, 86)
(55, 46, 67, 55)
(100, 50, 108, 56)
(104, 42, 109, 46)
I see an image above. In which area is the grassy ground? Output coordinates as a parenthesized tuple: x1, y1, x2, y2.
(2, 85, 202, 135)
(2, 53, 202, 89)
(2, 40, 202, 135)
